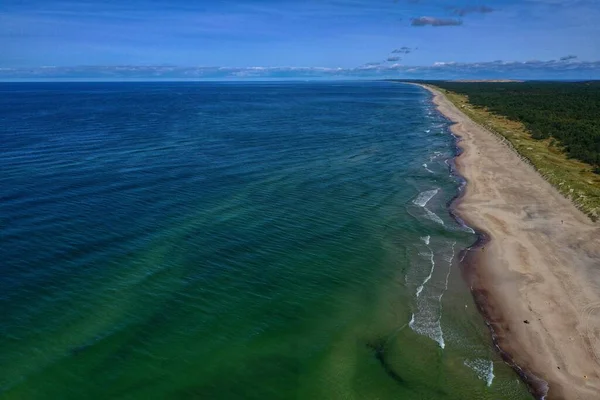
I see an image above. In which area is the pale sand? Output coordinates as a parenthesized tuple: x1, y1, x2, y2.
(420, 84, 600, 399)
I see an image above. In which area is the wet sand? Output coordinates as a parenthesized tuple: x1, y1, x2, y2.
(421, 84, 600, 399)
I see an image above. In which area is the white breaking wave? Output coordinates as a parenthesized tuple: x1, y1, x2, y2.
(454, 215, 476, 233)
(410, 241, 445, 349)
(464, 359, 495, 387)
(429, 151, 443, 162)
(415, 286, 424, 298)
(460, 249, 470, 263)
(462, 225, 475, 234)
(410, 296, 445, 349)
(408, 241, 460, 349)
(434, 242, 456, 349)
(416, 250, 435, 298)
(437, 242, 455, 304)
(413, 189, 445, 225)
(413, 189, 439, 207)
(442, 242, 455, 290)
(444, 242, 456, 264)
(422, 163, 434, 173)
(424, 208, 445, 225)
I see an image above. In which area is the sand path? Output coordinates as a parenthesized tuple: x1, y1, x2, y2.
(420, 85, 600, 400)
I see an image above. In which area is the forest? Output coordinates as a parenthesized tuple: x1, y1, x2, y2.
(418, 81, 600, 172)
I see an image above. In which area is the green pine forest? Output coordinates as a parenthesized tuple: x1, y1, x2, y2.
(420, 81, 600, 173)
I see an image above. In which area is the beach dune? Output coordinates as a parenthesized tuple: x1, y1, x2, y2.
(421, 85, 600, 400)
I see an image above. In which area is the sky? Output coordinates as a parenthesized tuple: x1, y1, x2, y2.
(1, 0, 599, 80)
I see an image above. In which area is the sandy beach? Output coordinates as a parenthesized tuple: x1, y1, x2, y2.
(421, 85, 600, 399)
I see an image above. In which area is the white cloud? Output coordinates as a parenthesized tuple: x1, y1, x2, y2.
(1, 59, 600, 80)
(410, 16, 463, 26)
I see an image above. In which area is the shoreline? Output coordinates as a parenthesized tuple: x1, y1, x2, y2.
(437, 90, 549, 398)
(417, 84, 600, 399)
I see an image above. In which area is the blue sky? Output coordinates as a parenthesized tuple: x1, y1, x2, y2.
(1, 0, 599, 79)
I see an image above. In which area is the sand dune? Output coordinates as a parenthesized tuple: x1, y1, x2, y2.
(421, 84, 600, 400)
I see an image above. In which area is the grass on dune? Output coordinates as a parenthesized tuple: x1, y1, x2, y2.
(431, 86, 600, 221)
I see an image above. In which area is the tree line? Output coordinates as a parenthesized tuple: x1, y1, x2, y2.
(417, 81, 600, 173)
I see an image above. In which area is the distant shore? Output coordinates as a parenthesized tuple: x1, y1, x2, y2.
(418, 84, 600, 399)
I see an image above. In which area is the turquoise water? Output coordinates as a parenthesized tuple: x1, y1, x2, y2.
(0, 82, 532, 399)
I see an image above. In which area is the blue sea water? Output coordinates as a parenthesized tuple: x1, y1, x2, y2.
(0, 82, 532, 399)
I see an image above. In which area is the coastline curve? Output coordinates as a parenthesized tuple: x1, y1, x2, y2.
(413, 82, 600, 400)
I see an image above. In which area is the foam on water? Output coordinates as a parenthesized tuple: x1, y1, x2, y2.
(437, 242, 455, 306)
(412, 188, 439, 207)
(408, 238, 467, 351)
(416, 249, 435, 298)
(410, 295, 445, 349)
(462, 225, 475, 234)
(409, 309, 443, 348)
(413, 188, 445, 226)
(460, 249, 470, 263)
(422, 163, 434, 173)
(452, 213, 476, 234)
(429, 151, 443, 162)
(464, 359, 495, 387)
(424, 208, 445, 225)
(409, 239, 446, 349)
(432, 241, 456, 349)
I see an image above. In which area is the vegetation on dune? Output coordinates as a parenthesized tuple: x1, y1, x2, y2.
(425, 81, 600, 170)
(401, 80, 600, 220)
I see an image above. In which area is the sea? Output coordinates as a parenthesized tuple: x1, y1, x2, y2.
(0, 81, 533, 399)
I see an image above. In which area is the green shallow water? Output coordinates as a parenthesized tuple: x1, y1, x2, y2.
(0, 82, 533, 399)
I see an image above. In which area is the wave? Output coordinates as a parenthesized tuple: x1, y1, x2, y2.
(442, 242, 455, 292)
(422, 163, 434, 173)
(416, 249, 435, 298)
(413, 189, 445, 226)
(408, 239, 463, 350)
(412, 188, 438, 207)
(463, 225, 475, 234)
(424, 208, 445, 225)
(436, 242, 455, 306)
(409, 302, 445, 349)
(464, 359, 495, 387)
(429, 151, 443, 162)
(410, 239, 445, 349)
(433, 241, 456, 349)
